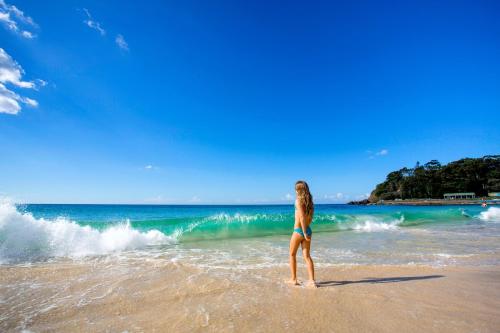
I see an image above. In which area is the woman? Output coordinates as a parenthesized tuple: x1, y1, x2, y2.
(288, 180, 316, 287)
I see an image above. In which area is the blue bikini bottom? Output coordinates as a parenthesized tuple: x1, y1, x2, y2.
(293, 226, 312, 238)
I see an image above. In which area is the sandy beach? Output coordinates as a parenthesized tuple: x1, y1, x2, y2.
(2, 259, 499, 333)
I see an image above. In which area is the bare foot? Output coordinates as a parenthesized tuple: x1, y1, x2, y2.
(285, 279, 300, 286)
(305, 280, 317, 289)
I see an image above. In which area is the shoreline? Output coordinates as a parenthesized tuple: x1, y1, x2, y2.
(351, 199, 499, 206)
(1, 261, 499, 332)
(377, 199, 499, 206)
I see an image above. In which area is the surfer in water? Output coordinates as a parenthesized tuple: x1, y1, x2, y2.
(288, 180, 316, 288)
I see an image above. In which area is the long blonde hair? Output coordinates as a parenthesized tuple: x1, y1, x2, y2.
(295, 180, 314, 218)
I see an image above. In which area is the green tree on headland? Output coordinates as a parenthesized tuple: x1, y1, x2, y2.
(368, 155, 500, 202)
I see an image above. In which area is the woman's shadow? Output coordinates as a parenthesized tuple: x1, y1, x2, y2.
(316, 275, 444, 288)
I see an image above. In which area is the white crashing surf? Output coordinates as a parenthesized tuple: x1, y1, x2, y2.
(352, 216, 404, 232)
(0, 201, 172, 264)
(478, 207, 500, 222)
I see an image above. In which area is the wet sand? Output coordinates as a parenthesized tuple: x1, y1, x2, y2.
(1, 260, 499, 332)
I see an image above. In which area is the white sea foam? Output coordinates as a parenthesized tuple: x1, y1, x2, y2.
(351, 216, 404, 232)
(0, 201, 172, 263)
(478, 207, 500, 222)
(208, 213, 275, 223)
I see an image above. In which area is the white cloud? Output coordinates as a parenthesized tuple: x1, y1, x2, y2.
(81, 9, 129, 52)
(8, 3, 35, 25)
(23, 97, 37, 107)
(367, 148, 389, 159)
(0, 49, 34, 88)
(0, 48, 42, 115)
(0, 0, 37, 38)
(323, 193, 349, 201)
(283, 193, 293, 201)
(143, 164, 161, 171)
(376, 149, 389, 156)
(0, 83, 20, 114)
(21, 30, 33, 38)
(83, 8, 105, 36)
(34, 79, 47, 89)
(115, 34, 129, 51)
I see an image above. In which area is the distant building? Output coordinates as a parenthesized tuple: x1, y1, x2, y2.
(443, 192, 476, 200)
(489, 192, 500, 197)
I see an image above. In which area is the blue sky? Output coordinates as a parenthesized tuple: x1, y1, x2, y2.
(0, 0, 499, 204)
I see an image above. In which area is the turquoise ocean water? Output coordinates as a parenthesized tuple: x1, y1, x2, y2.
(1, 202, 499, 266)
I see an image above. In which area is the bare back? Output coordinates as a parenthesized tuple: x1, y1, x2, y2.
(294, 199, 313, 229)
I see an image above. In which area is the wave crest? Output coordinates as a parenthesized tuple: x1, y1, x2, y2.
(0, 201, 172, 264)
(478, 207, 500, 221)
(351, 216, 404, 232)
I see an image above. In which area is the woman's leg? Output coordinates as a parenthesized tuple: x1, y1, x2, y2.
(288, 232, 302, 284)
(301, 238, 315, 285)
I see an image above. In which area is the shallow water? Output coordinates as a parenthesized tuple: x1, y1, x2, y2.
(1, 202, 499, 267)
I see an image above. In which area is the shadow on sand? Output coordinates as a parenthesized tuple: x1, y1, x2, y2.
(316, 275, 444, 288)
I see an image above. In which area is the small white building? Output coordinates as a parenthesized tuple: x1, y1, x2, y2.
(443, 192, 476, 200)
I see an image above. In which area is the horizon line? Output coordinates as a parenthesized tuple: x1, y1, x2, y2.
(14, 202, 350, 206)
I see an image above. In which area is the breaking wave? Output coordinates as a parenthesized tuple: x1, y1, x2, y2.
(0, 201, 172, 264)
(352, 217, 404, 232)
(478, 207, 500, 222)
(1, 199, 486, 263)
